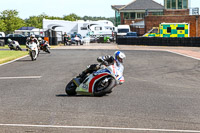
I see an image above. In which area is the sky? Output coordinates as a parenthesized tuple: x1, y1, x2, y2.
(0, 0, 200, 19)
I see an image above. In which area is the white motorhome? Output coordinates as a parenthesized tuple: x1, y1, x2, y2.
(87, 20, 115, 36)
(15, 27, 44, 37)
(117, 25, 130, 36)
(43, 19, 115, 37)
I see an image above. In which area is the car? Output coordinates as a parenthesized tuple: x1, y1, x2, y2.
(6, 34, 25, 37)
(125, 32, 138, 38)
(88, 35, 97, 43)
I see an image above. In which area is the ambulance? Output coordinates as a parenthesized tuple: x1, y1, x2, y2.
(143, 23, 189, 37)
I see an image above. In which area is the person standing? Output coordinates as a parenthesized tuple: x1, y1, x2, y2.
(63, 32, 67, 46)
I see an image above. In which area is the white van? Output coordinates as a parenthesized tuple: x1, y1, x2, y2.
(117, 25, 130, 36)
(0, 32, 5, 37)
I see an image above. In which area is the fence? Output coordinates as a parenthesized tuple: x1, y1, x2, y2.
(0, 37, 62, 46)
(116, 37, 200, 47)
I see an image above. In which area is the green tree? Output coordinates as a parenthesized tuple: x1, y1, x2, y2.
(25, 13, 63, 29)
(25, 13, 48, 29)
(0, 19, 7, 32)
(0, 10, 25, 33)
(63, 13, 81, 21)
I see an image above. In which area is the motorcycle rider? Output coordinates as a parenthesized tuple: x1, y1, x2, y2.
(38, 37, 50, 47)
(26, 34, 39, 49)
(78, 51, 126, 84)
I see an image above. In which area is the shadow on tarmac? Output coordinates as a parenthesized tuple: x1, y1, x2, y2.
(56, 94, 108, 97)
(56, 94, 92, 97)
(16, 59, 33, 62)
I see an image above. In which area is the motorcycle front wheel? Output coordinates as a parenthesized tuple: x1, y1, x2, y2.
(17, 46, 22, 51)
(45, 46, 50, 53)
(30, 50, 36, 61)
(65, 80, 77, 96)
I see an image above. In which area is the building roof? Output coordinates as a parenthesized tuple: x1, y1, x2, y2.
(111, 5, 125, 10)
(112, 0, 164, 11)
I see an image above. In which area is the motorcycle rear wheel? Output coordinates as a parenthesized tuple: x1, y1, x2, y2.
(65, 80, 77, 96)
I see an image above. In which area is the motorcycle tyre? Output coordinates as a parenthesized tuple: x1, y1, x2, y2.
(65, 80, 77, 96)
(93, 77, 116, 97)
(17, 46, 22, 51)
(45, 46, 50, 53)
(31, 51, 36, 61)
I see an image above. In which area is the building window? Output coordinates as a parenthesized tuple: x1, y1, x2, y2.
(172, 0, 176, 9)
(130, 13, 135, 19)
(178, 0, 182, 9)
(167, 0, 171, 9)
(124, 13, 130, 19)
(137, 13, 141, 18)
(136, 13, 145, 19)
(124, 12, 145, 20)
(183, 0, 187, 9)
(165, 0, 188, 9)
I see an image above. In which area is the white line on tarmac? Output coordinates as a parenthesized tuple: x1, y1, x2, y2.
(166, 50, 200, 61)
(0, 55, 28, 67)
(0, 76, 42, 80)
(0, 124, 200, 132)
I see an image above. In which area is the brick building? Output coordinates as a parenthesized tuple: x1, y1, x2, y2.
(145, 0, 200, 37)
(112, 0, 200, 37)
(111, 0, 164, 26)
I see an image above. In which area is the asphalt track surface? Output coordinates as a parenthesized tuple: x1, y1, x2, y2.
(0, 49, 200, 133)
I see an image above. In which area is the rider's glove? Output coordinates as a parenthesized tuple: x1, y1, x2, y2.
(97, 57, 104, 62)
(102, 61, 109, 66)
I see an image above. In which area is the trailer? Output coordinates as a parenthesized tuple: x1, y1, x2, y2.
(43, 19, 115, 37)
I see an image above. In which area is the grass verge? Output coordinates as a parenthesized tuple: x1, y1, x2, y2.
(0, 51, 28, 64)
(0, 45, 27, 49)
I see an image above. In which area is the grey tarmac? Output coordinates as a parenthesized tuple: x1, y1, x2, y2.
(0, 44, 200, 133)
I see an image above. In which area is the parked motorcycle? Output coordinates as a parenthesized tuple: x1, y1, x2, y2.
(8, 41, 22, 51)
(65, 64, 122, 97)
(27, 42, 38, 61)
(40, 42, 50, 53)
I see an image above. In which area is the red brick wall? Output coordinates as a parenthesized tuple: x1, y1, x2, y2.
(164, 9, 190, 16)
(120, 12, 124, 24)
(145, 15, 200, 37)
(131, 27, 145, 36)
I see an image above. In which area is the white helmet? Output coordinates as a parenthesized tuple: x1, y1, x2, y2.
(30, 34, 35, 40)
(8, 38, 12, 43)
(30, 34, 35, 38)
(38, 37, 42, 41)
(114, 51, 126, 64)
